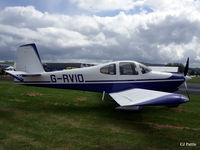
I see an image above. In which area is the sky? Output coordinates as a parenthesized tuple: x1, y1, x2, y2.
(0, 0, 200, 67)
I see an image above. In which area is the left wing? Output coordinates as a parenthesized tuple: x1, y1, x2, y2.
(109, 88, 189, 108)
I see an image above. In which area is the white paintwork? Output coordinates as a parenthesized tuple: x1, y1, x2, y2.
(77, 61, 172, 83)
(10, 56, 177, 84)
(109, 88, 171, 106)
(6, 71, 41, 76)
(5, 43, 188, 109)
(5, 66, 14, 70)
(16, 45, 44, 73)
(6, 70, 27, 75)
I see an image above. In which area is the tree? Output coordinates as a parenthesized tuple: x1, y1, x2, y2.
(189, 70, 195, 75)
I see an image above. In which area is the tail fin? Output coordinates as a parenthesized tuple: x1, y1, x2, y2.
(15, 43, 45, 73)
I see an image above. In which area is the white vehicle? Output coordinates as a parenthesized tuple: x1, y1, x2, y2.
(6, 43, 190, 110)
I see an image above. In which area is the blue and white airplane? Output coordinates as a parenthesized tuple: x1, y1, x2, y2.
(6, 43, 190, 110)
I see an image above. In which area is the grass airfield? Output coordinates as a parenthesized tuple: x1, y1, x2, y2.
(0, 80, 200, 150)
(188, 76, 200, 83)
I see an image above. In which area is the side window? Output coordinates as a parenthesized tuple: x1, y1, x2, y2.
(139, 64, 151, 74)
(100, 64, 116, 75)
(120, 62, 138, 75)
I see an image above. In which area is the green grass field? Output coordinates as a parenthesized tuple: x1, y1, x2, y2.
(188, 77, 200, 83)
(0, 81, 199, 150)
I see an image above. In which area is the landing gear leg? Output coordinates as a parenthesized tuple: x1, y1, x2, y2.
(102, 91, 105, 101)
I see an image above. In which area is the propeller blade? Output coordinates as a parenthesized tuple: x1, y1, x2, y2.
(184, 81, 190, 100)
(184, 57, 189, 76)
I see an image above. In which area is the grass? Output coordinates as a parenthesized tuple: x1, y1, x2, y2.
(188, 77, 200, 83)
(0, 80, 200, 150)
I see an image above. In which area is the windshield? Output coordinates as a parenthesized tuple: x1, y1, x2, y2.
(138, 63, 152, 74)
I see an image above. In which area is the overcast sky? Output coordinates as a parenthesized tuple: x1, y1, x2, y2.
(0, 0, 200, 67)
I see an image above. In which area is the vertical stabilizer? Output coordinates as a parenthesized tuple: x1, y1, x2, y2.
(16, 43, 45, 73)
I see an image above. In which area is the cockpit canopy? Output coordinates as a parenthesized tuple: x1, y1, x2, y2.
(119, 62, 138, 75)
(100, 61, 151, 75)
(100, 64, 116, 75)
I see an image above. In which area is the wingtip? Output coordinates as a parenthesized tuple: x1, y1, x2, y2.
(181, 95, 189, 103)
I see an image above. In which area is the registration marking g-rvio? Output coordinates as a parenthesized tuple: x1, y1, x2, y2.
(50, 74, 84, 83)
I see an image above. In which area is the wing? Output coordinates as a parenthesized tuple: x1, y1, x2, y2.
(109, 88, 189, 108)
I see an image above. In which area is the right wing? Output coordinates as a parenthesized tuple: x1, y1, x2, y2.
(109, 88, 189, 108)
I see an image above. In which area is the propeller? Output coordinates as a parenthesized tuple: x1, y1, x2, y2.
(183, 57, 190, 100)
(184, 79, 190, 100)
(184, 57, 189, 76)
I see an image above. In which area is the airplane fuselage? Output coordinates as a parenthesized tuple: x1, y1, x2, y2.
(14, 61, 185, 93)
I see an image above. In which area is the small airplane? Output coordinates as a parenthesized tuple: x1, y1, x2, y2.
(6, 43, 190, 110)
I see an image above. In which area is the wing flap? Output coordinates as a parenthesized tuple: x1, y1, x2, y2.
(109, 88, 189, 106)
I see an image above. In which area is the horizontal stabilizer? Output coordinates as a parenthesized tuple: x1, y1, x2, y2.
(21, 73, 41, 77)
(6, 70, 41, 81)
(109, 88, 189, 106)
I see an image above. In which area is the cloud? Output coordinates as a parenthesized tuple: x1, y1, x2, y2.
(144, 0, 200, 12)
(70, 0, 144, 12)
(0, 2, 200, 67)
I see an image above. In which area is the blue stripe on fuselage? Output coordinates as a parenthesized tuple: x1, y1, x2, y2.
(169, 73, 185, 81)
(14, 73, 185, 93)
(15, 79, 184, 93)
